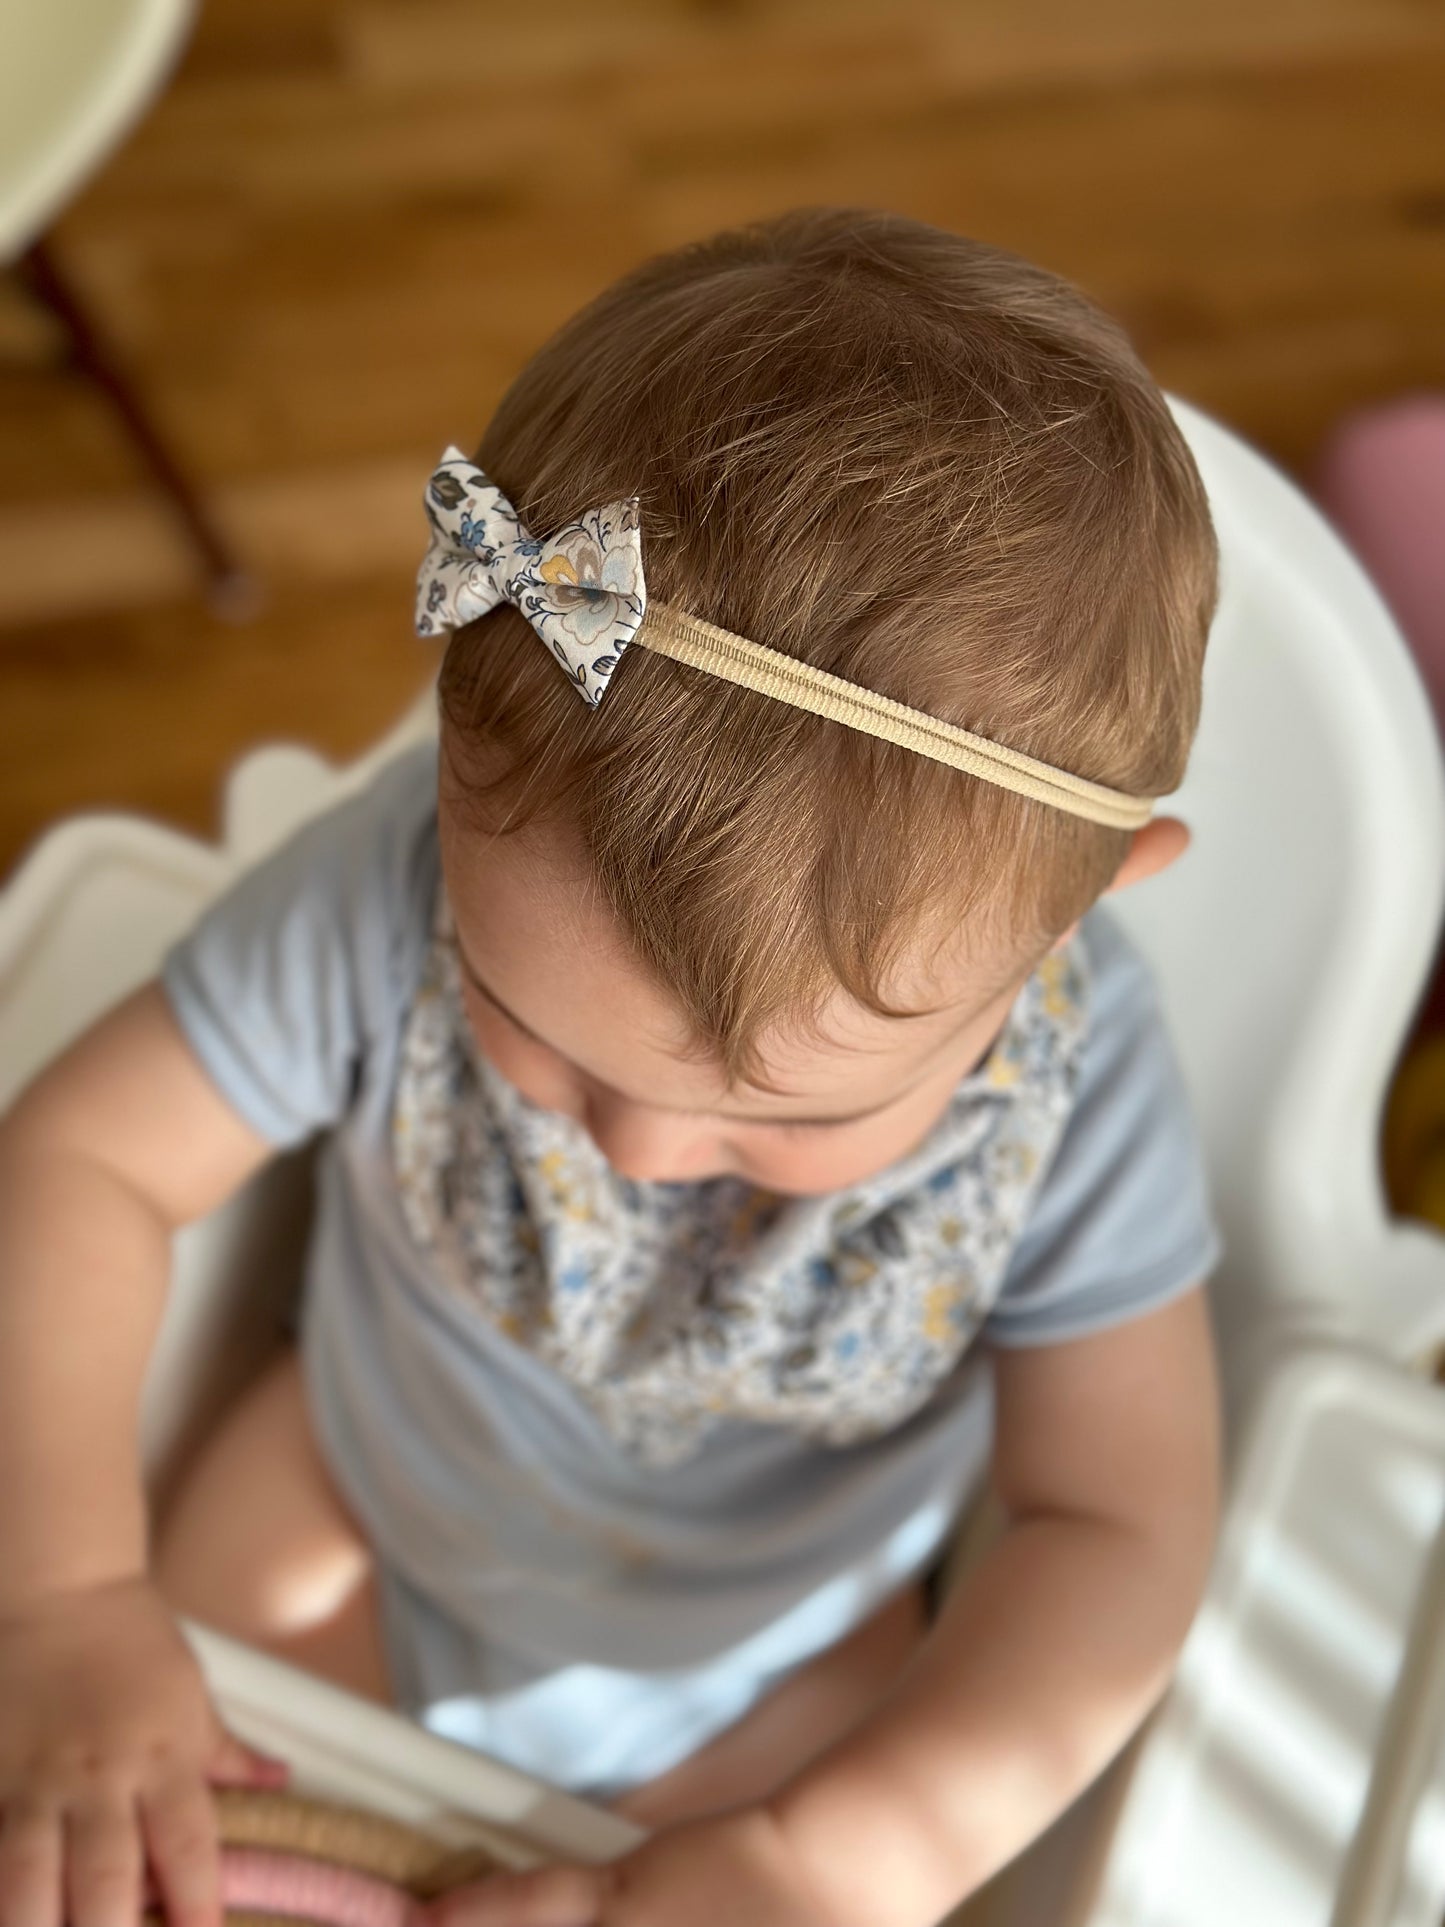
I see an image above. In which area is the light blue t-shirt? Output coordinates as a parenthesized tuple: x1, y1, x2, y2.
(162, 742, 1221, 1701)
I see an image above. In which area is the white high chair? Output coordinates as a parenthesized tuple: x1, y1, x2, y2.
(2, 400, 1444, 1919)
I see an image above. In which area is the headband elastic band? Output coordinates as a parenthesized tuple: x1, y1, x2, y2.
(415, 447, 1156, 831)
(635, 601, 1153, 831)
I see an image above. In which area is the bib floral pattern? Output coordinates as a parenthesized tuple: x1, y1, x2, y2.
(391, 891, 1091, 1468)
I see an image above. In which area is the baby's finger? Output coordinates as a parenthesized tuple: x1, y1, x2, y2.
(428, 1864, 610, 1927)
(139, 1774, 222, 1927)
(63, 1793, 142, 1927)
(0, 1795, 62, 1927)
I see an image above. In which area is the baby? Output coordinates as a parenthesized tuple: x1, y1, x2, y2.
(0, 208, 1222, 1927)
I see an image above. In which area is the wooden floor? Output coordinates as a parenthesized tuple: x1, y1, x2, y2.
(2, 0, 1444, 877)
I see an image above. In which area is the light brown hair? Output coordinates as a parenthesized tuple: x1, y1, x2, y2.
(438, 207, 1218, 1081)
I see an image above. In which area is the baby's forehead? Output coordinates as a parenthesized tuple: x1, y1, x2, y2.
(750, 965, 995, 1070)
(439, 771, 1031, 1099)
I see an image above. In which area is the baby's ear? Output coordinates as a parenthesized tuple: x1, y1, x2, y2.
(1048, 816, 1191, 953)
(1107, 815, 1191, 895)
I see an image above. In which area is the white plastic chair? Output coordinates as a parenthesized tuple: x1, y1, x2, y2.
(0, 0, 195, 260)
(2, 399, 1444, 1915)
(1109, 405, 1445, 1378)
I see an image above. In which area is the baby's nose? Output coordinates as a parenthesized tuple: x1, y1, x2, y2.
(581, 1089, 722, 1183)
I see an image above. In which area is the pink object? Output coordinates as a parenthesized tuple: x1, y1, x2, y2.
(143, 1847, 427, 1927)
(1315, 395, 1445, 736)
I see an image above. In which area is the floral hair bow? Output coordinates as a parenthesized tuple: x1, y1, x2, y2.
(414, 446, 645, 708)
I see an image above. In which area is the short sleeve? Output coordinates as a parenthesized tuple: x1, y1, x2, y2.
(160, 743, 440, 1149)
(983, 904, 1223, 1348)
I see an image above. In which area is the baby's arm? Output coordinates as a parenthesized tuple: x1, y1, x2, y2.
(0, 984, 275, 1599)
(772, 1285, 1221, 1926)
(0, 982, 284, 1927)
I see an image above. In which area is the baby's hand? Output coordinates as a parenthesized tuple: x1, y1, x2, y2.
(0, 1574, 288, 1927)
(423, 1808, 840, 1927)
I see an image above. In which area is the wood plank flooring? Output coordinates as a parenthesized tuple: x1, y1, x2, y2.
(2, 0, 1443, 875)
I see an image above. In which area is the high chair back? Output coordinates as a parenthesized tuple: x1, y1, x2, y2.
(1107, 400, 1445, 1379)
(0, 400, 1442, 1499)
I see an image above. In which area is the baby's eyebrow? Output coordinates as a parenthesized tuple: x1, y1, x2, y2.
(450, 935, 903, 1128)
(452, 941, 548, 1048)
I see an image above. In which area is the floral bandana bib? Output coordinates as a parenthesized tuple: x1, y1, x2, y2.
(392, 891, 1091, 1469)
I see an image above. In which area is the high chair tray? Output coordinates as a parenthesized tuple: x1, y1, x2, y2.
(184, 1621, 643, 1872)
(1078, 1342, 1445, 1927)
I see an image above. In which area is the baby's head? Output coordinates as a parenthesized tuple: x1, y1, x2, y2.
(433, 208, 1217, 1194)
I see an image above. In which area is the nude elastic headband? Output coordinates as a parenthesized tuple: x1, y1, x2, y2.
(414, 446, 1155, 831)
